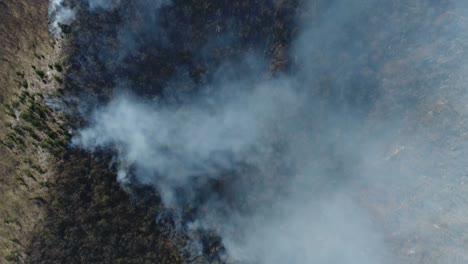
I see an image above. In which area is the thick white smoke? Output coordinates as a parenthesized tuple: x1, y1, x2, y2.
(49, 0, 76, 35)
(75, 78, 301, 203)
(71, 0, 468, 263)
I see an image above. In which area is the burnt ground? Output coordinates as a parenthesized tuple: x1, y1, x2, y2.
(23, 1, 300, 263)
(2, 0, 468, 263)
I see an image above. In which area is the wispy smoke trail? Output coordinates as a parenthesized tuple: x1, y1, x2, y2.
(70, 0, 468, 263)
(49, 0, 76, 35)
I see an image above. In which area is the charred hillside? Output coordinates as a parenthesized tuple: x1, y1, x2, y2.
(2, 0, 468, 263)
(26, 150, 183, 264)
(65, 0, 298, 100)
(24, 0, 300, 263)
(0, 0, 185, 262)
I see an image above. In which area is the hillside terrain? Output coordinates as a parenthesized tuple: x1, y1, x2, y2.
(0, 1, 181, 263)
(0, 0, 60, 261)
(1, 0, 296, 263)
(1, 0, 468, 263)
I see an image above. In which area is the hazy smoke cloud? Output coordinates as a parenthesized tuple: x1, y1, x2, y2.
(84, 0, 120, 10)
(71, 0, 468, 263)
(75, 77, 299, 186)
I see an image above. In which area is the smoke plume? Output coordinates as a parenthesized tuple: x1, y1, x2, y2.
(69, 0, 468, 263)
(49, 0, 76, 35)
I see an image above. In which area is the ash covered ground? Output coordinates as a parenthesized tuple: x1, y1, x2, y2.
(38, 0, 468, 263)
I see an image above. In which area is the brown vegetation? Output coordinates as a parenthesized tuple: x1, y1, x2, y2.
(0, 1, 58, 261)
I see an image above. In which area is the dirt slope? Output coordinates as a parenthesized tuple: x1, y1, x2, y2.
(0, 0, 57, 262)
